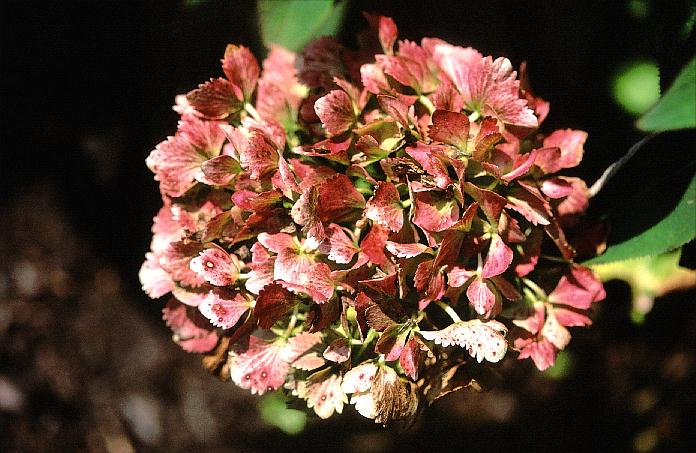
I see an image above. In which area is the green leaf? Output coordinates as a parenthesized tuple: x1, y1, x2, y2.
(257, 0, 348, 52)
(259, 391, 307, 435)
(636, 56, 696, 131)
(584, 171, 696, 265)
(590, 249, 696, 323)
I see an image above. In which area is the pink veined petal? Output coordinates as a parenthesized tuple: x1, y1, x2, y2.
(221, 44, 260, 101)
(139, 253, 173, 299)
(365, 181, 404, 232)
(505, 182, 552, 226)
(420, 319, 508, 363)
(199, 155, 241, 185)
(162, 298, 219, 353)
(282, 331, 324, 364)
(429, 78, 464, 112)
(290, 158, 337, 190)
(291, 186, 325, 247)
(189, 247, 241, 286)
(464, 183, 507, 225)
(548, 265, 606, 309)
(377, 94, 410, 128)
(467, 277, 497, 317)
(278, 262, 335, 303)
(274, 248, 315, 285)
(399, 336, 422, 380)
(315, 90, 355, 135)
(198, 288, 251, 329)
(256, 46, 303, 123)
(229, 336, 289, 395)
(406, 143, 452, 189)
(319, 223, 359, 264)
(554, 176, 589, 224)
(257, 232, 296, 254)
(481, 235, 514, 279)
(501, 149, 538, 182)
(323, 338, 351, 363)
(160, 240, 206, 288)
(541, 129, 587, 172)
(239, 131, 279, 180)
(245, 242, 276, 295)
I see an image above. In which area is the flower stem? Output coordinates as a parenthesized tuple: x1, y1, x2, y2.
(418, 95, 435, 115)
(434, 300, 461, 323)
(244, 102, 262, 122)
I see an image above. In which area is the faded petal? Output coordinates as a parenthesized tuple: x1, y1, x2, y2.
(420, 319, 508, 363)
(162, 298, 219, 353)
(189, 247, 242, 286)
(549, 264, 605, 309)
(198, 288, 251, 329)
(481, 235, 513, 279)
(229, 336, 289, 395)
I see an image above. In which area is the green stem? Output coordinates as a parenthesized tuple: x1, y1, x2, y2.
(244, 103, 262, 121)
(418, 95, 435, 115)
(283, 305, 299, 339)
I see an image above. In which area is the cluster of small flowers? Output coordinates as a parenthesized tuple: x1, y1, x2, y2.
(140, 15, 605, 423)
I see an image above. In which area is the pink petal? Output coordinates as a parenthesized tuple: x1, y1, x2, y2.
(406, 143, 452, 189)
(283, 331, 324, 364)
(278, 262, 335, 303)
(505, 182, 552, 226)
(257, 232, 296, 254)
(541, 310, 571, 350)
(199, 155, 241, 185)
(481, 235, 514, 279)
(420, 319, 508, 363)
(186, 77, 242, 119)
(160, 240, 205, 288)
(291, 186, 325, 247)
(162, 298, 219, 353)
(501, 149, 538, 182)
(464, 183, 507, 224)
(541, 129, 587, 172)
(467, 277, 497, 317)
(360, 63, 389, 94)
(229, 335, 289, 395)
(515, 337, 557, 371)
(139, 253, 173, 299)
(385, 241, 430, 258)
(553, 307, 592, 327)
(413, 191, 460, 233)
(297, 136, 352, 165)
(554, 176, 589, 224)
(319, 223, 359, 264)
(447, 266, 476, 288)
(549, 265, 605, 309)
(315, 90, 355, 135)
(512, 302, 545, 335)
(377, 94, 410, 128)
(256, 46, 302, 123)
(198, 288, 250, 329)
(358, 272, 397, 298)
(429, 109, 470, 149)
(239, 131, 279, 180)
(360, 223, 389, 266)
(378, 16, 398, 54)
(414, 259, 446, 309)
(221, 44, 260, 101)
(254, 283, 300, 329)
(290, 159, 337, 190)
(541, 177, 574, 199)
(430, 78, 464, 112)
(189, 247, 241, 286)
(245, 242, 276, 295)
(399, 337, 422, 380)
(365, 181, 404, 232)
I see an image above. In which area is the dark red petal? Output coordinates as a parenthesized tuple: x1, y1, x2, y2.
(429, 110, 470, 149)
(254, 283, 300, 329)
(505, 182, 552, 226)
(377, 94, 410, 128)
(399, 336, 421, 380)
(464, 183, 507, 225)
(200, 155, 241, 186)
(413, 191, 460, 232)
(186, 77, 242, 118)
(315, 90, 355, 135)
(317, 174, 366, 223)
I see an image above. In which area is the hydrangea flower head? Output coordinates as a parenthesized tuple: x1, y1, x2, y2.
(141, 16, 604, 423)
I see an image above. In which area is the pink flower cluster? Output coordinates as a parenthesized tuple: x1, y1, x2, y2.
(140, 16, 605, 423)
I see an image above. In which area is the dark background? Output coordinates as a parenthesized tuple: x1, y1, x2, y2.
(1, 1, 695, 452)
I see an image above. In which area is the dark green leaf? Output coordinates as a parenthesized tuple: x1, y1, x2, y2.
(585, 171, 696, 265)
(257, 0, 348, 52)
(636, 57, 696, 131)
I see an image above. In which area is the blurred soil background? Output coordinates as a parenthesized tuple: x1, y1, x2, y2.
(1, 1, 695, 452)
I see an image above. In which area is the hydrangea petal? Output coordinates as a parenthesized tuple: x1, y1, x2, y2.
(466, 277, 497, 317)
(319, 223, 359, 264)
(548, 265, 605, 309)
(429, 110, 470, 149)
(229, 336, 289, 395)
(254, 283, 300, 329)
(481, 235, 513, 279)
(296, 371, 347, 419)
(420, 319, 508, 363)
(222, 44, 260, 101)
(315, 90, 355, 135)
(189, 247, 241, 286)
(198, 288, 251, 329)
(186, 77, 242, 119)
(365, 181, 404, 232)
(162, 298, 219, 353)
